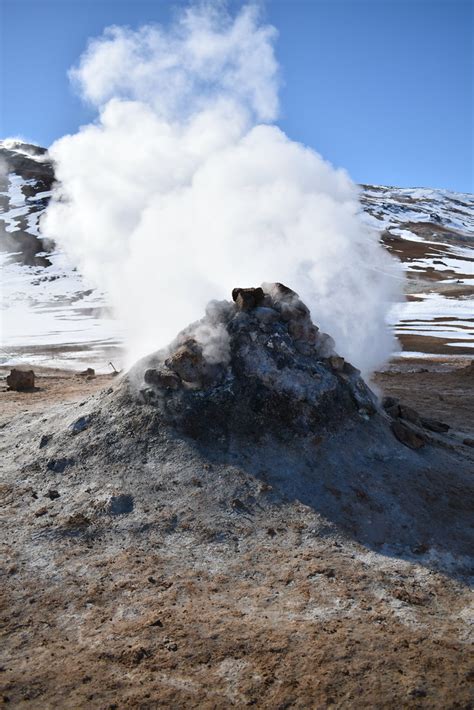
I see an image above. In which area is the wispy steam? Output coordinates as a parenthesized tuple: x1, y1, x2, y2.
(42, 3, 402, 375)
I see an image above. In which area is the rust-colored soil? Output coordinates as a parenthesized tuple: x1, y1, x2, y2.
(1, 362, 473, 709)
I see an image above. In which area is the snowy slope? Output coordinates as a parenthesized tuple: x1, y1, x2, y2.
(0, 140, 472, 369)
(0, 140, 123, 370)
(360, 185, 474, 355)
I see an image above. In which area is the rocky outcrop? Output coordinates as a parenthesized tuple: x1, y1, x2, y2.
(0, 140, 54, 266)
(381, 395, 452, 448)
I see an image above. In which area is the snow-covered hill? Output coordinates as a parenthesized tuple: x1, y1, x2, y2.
(0, 140, 123, 370)
(1, 140, 472, 369)
(361, 185, 474, 356)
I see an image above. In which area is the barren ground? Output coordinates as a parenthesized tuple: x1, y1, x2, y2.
(1, 360, 473, 709)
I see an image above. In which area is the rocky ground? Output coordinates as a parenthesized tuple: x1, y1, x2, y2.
(1, 287, 473, 709)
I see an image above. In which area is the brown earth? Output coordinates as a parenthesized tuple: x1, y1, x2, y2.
(397, 333, 474, 356)
(1, 361, 473, 709)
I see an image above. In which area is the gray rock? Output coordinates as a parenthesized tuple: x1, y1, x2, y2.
(165, 341, 205, 383)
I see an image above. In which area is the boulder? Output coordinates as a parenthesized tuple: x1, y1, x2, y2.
(165, 340, 206, 383)
(391, 420, 426, 449)
(6, 368, 35, 391)
(421, 417, 450, 434)
(398, 404, 422, 427)
(232, 287, 265, 311)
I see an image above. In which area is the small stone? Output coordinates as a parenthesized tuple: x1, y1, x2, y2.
(47, 458, 75, 473)
(149, 617, 163, 627)
(408, 688, 427, 698)
(463, 437, 474, 447)
(39, 434, 53, 449)
(107, 494, 134, 515)
(391, 420, 426, 449)
(70, 415, 91, 435)
(45, 489, 60, 500)
(34, 507, 48, 517)
(6, 369, 35, 391)
(231, 498, 246, 511)
(232, 287, 264, 311)
(329, 356, 345, 372)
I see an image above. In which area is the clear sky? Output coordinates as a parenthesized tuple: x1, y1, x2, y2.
(0, 0, 472, 192)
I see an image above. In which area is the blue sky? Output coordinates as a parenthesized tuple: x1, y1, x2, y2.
(1, 0, 472, 192)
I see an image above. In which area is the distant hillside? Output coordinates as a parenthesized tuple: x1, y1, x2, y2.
(1, 140, 473, 368)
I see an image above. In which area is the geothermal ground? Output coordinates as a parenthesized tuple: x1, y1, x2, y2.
(1, 359, 473, 708)
(1, 143, 473, 709)
(1, 282, 474, 708)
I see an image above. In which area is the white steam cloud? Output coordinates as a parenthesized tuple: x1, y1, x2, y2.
(42, 3, 401, 375)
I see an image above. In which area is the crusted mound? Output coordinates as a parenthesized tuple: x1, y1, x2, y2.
(130, 283, 378, 442)
(13, 284, 473, 562)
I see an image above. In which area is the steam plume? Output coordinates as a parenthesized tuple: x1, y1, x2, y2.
(42, 3, 402, 375)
